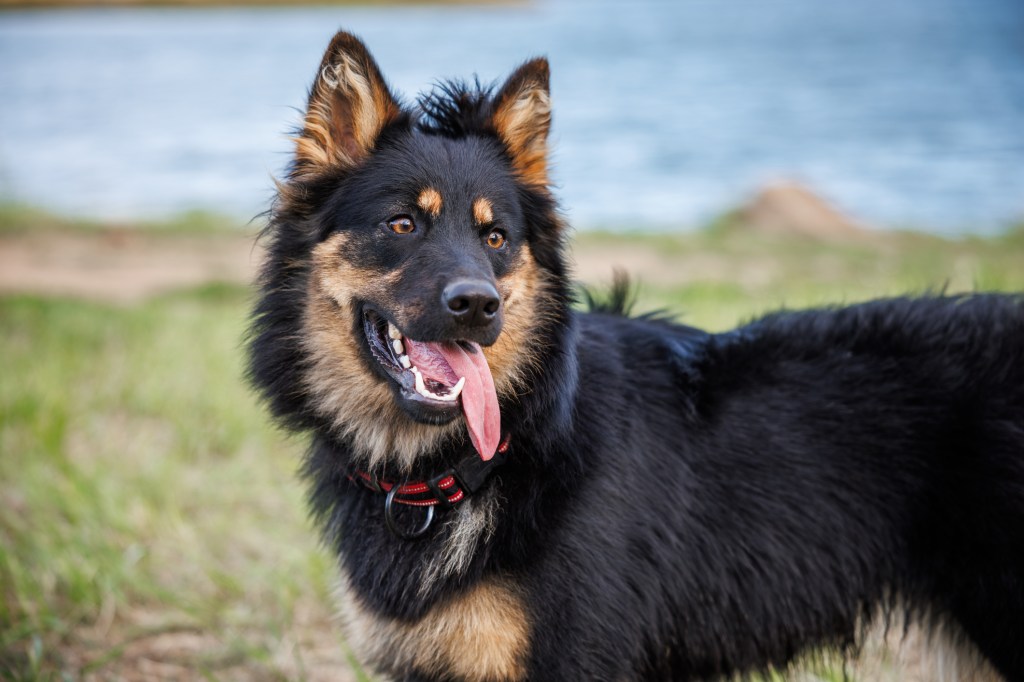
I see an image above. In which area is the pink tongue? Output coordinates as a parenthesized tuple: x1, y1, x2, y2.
(404, 340, 501, 461)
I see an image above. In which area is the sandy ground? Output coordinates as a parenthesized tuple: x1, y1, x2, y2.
(0, 229, 262, 302)
(0, 228, 757, 301)
(62, 604, 354, 682)
(0, 182, 881, 302)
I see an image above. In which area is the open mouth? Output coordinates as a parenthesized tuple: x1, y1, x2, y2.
(362, 308, 502, 460)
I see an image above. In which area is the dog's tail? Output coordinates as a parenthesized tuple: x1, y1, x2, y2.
(580, 269, 636, 317)
(580, 269, 680, 326)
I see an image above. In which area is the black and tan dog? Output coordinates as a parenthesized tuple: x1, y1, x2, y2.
(248, 31, 1024, 681)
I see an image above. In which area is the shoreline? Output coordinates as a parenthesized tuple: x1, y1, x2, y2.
(0, 0, 516, 8)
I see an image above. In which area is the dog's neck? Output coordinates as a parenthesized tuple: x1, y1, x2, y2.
(303, 306, 581, 617)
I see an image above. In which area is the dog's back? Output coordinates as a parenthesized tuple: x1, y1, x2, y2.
(524, 294, 1024, 679)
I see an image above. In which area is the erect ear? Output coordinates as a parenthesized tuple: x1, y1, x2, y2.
(294, 31, 401, 174)
(490, 58, 552, 188)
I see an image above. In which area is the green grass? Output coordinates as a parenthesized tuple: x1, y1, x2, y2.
(574, 226, 1024, 330)
(0, 290, 346, 679)
(0, 203, 241, 236)
(1, 208, 1022, 679)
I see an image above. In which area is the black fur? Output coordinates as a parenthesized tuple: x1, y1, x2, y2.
(249, 32, 1024, 682)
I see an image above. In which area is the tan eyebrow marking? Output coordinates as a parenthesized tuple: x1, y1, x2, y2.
(473, 197, 494, 225)
(417, 188, 443, 217)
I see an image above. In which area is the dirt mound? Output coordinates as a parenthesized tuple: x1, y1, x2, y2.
(0, 228, 260, 303)
(735, 182, 871, 240)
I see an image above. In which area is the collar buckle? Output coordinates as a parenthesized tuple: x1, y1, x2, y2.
(352, 434, 512, 540)
(384, 485, 435, 540)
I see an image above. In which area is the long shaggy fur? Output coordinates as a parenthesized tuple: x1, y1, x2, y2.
(249, 30, 1024, 682)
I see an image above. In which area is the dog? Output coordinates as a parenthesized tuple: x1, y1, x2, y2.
(248, 30, 1024, 681)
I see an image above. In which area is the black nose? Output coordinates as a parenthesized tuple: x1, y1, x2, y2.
(443, 280, 501, 327)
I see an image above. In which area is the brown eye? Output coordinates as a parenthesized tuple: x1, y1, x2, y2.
(486, 230, 506, 249)
(387, 216, 416, 235)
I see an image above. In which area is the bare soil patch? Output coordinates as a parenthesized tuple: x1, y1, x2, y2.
(63, 606, 355, 682)
(0, 229, 261, 302)
(0, 227, 817, 303)
(0, 228, 710, 302)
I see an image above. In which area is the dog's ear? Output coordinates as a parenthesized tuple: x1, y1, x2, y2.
(491, 58, 552, 188)
(294, 31, 401, 174)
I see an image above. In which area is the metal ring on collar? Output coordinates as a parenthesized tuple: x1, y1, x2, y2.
(384, 485, 435, 540)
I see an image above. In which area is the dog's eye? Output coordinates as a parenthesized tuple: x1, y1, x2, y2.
(387, 216, 416, 235)
(486, 230, 506, 250)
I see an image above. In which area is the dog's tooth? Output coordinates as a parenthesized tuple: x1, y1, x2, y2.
(449, 377, 466, 400)
(429, 378, 465, 403)
(412, 367, 428, 395)
(408, 365, 470, 402)
(399, 354, 411, 369)
(387, 322, 402, 340)
(392, 338, 404, 355)
(411, 366, 460, 402)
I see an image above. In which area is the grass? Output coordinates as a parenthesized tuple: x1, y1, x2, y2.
(0, 203, 241, 236)
(1, 207, 1022, 679)
(0, 290, 348, 679)
(576, 225, 1024, 330)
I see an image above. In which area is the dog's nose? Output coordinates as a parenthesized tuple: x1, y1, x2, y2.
(443, 280, 501, 326)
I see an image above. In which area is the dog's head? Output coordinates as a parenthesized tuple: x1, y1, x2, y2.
(250, 32, 570, 471)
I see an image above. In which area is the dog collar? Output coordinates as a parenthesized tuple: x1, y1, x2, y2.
(352, 434, 511, 540)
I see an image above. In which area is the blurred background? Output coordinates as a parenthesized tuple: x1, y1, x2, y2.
(1, 1, 1022, 680)
(2, 0, 1023, 231)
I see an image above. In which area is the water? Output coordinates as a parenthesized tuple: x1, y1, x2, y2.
(1, 0, 1023, 234)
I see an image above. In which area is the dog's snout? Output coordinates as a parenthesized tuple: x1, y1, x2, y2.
(443, 280, 501, 326)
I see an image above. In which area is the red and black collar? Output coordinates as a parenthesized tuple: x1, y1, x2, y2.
(351, 435, 510, 539)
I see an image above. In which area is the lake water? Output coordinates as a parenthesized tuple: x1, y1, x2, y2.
(1, 0, 1023, 234)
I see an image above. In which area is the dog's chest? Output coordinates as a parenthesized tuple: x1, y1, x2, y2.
(338, 575, 531, 682)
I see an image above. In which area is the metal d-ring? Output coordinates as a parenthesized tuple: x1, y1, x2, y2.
(384, 485, 435, 540)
